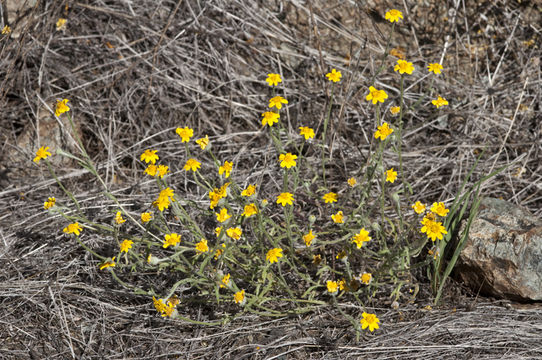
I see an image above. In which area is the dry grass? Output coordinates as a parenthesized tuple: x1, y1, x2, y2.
(1, 0, 541, 358)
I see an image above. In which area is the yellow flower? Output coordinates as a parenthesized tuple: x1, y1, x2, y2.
(327, 280, 338, 294)
(216, 208, 231, 223)
(410, 201, 425, 214)
(299, 126, 315, 140)
(56, 18, 67, 31)
(115, 211, 126, 224)
(365, 86, 388, 104)
(141, 212, 152, 223)
(303, 230, 315, 247)
(120, 239, 133, 253)
(276, 192, 294, 206)
(242, 203, 258, 217)
(160, 187, 175, 200)
(152, 296, 177, 317)
(195, 239, 209, 253)
(140, 149, 159, 164)
(331, 211, 344, 224)
(234, 289, 246, 305)
(44, 197, 56, 210)
(360, 272, 372, 285)
(385, 9, 403, 23)
(390, 106, 400, 115)
(2, 25, 11, 35)
(241, 184, 256, 197)
(352, 228, 371, 248)
(338, 279, 346, 291)
(175, 126, 194, 142)
(153, 196, 171, 211)
(336, 250, 347, 260)
(226, 227, 242, 240)
(313, 254, 322, 265)
(325, 68, 342, 82)
(385, 168, 397, 183)
(33, 146, 52, 164)
(269, 96, 288, 109)
(427, 63, 443, 74)
(347, 177, 357, 187)
(430, 202, 449, 217)
(394, 59, 414, 74)
(360, 312, 380, 332)
(432, 95, 448, 108)
(322, 192, 337, 204)
(279, 153, 297, 168)
(144, 164, 158, 176)
(214, 243, 225, 259)
(157, 165, 169, 178)
(266, 248, 283, 264)
(55, 99, 70, 117)
(184, 158, 201, 172)
(163, 233, 181, 248)
(219, 161, 233, 178)
(63, 222, 82, 236)
(196, 135, 209, 150)
(420, 217, 448, 241)
(99, 257, 116, 270)
(261, 111, 280, 127)
(220, 273, 230, 288)
(374, 122, 394, 141)
(215, 227, 222, 237)
(266, 73, 282, 86)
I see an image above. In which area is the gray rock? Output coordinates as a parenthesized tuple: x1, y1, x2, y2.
(456, 197, 542, 301)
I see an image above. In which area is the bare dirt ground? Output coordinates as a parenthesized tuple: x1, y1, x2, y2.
(1, 0, 541, 359)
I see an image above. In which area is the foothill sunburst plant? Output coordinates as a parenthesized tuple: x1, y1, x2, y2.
(37, 8, 502, 338)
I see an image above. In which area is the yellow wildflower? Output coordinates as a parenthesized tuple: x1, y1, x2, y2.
(241, 184, 256, 197)
(265, 73, 282, 86)
(352, 228, 371, 248)
(220, 273, 230, 288)
(385, 168, 397, 183)
(390, 106, 400, 115)
(163, 233, 181, 248)
(322, 192, 337, 204)
(432, 95, 448, 108)
(430, 202, 449, 217)
(325, 68, 342, 82)
(374, 122, 393, 140)
(261, 111, 280, 127)
(120, 239, 133, 253)
(219, 161, 233, 178)
(234, 289, 246, 305)
(366, 86, 388, 104)
(195, 239, 209, 253)
(56, 18, 67, 31)
(33, 146, 51, 164)
(63, 222, 82, 236)
(99, 257, 116, 270)
(114, 211, 126, 224)
(331, 211, 344, 224)
(216, 208, 231, 223)
(385, 9, 403, 23)
(175, 126, 193, 142)
(55, 99, 70, 117)
(140, 149, 159, 164)
(360, 272, 372, 285)
(327, 280, 338, 294)
(141, 212, 152, 223)
(279, 153, 297, 168)
(427, 63, 443, 75)
(394, 59, 414, 75)
(157, 165, 169, 178)
(299, 126, 315, 140)
(184, 158, 201, 172)
(303, 230, 315, 247)
(44, 197, 56, 210)
(347, 177, 357, 187)
(276, 192, 294, 206)
(269, 96, 288, 110)
(266, 248, 283, 264)
(226, 227, 242, 240)
(360, 312, 380, 332)
(242, 203, 258, 217)
(196, 135, 209, 150)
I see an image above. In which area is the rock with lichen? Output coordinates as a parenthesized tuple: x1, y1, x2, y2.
(456, 197, 542, 301)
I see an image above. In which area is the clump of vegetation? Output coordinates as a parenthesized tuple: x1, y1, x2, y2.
(35, 8, 496, 338)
